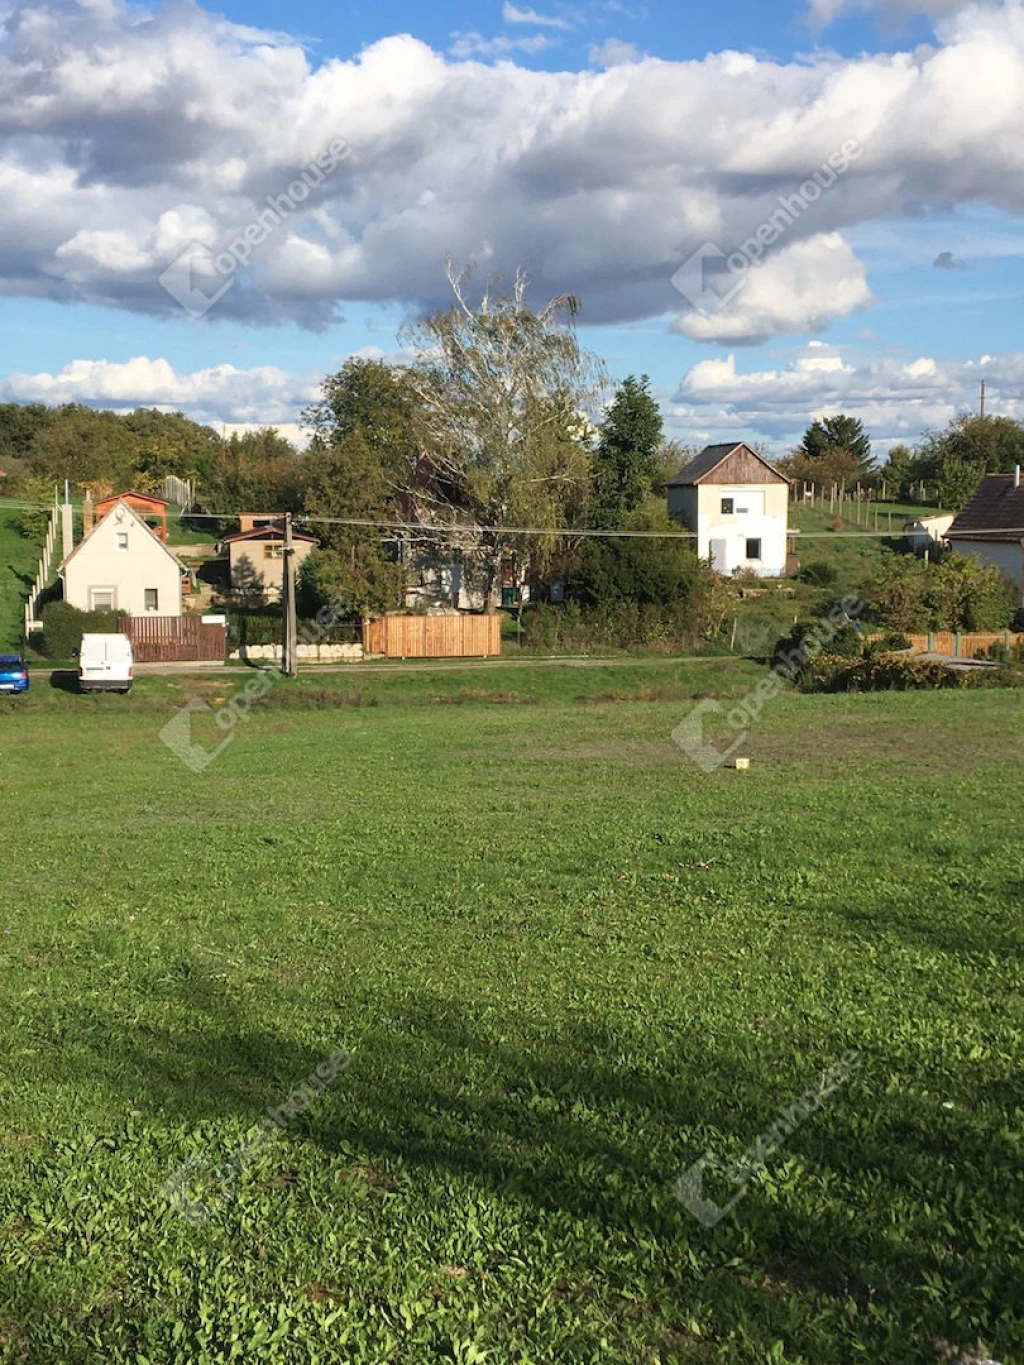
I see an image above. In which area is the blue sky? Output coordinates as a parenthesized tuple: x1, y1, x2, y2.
(2, 0, 1024, 457)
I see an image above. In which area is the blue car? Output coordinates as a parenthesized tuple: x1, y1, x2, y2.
(0, 654, 29, 694)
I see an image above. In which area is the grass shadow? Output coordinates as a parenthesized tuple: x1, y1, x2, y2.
(48, 670, 80, 693)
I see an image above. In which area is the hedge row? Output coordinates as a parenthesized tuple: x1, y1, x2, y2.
(37, 601, 126, 659)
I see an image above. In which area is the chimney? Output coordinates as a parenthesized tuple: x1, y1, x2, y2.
(1016, 466, 1021, 489)
(83, 490, 94, 535)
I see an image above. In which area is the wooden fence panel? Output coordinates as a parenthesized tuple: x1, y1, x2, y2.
(124, 615, 226, 662)
(960, 631, 1023, 657)
(869, 630, 1024, 657)
(362, 614, 501, 658)
(931, 632, 956, 657)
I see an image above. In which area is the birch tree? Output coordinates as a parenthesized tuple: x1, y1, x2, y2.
(399, 265, 605, 610)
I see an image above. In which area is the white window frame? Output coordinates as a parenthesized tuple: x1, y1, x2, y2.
(115, 532, 129, 553)
(90, 587, 116, 610)
(144, 588, 159, 612)
(745, 538, 762, 561)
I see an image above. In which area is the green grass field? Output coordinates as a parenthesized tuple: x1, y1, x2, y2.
(0, 502, 43, 652)
(1, 665, 1022, 1364)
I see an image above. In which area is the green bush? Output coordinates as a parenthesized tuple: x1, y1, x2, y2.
(569, 504, 709, 611)
(871, 553, 1018, 632)
(830, 623, 864, 658)
(801, 652, 972, 692)
(521, 600, 707, 653)
(979, 642, 1010, 663)
(39, 601, 125, 659)
(772, 610, 862, 677)
(864, 631, 913, 658)
(798, 560, 838, 587)
(230, 610, 360, 649)
(975, 663, 1024, 688)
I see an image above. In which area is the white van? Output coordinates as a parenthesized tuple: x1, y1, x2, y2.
(79, 633, 134, 694)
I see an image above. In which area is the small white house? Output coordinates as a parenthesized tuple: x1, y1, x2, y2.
(60, 499, 186, 617)
(667, 442, 790, 577)
(905, 514, 954, 553)
(946, 471, 1024, 605)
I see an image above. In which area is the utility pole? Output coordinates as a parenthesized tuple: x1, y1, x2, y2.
(281, 513, 297, 678)
(980, 380, 986, 419)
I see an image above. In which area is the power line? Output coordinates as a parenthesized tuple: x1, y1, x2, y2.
(4, 498, 1021, 540)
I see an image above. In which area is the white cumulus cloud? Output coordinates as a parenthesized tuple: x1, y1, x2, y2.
(672, 235, 872, 344)
(3, 0, 1024, 344)
(1, 356, 321, 430)
(668, 344, 1024, 451)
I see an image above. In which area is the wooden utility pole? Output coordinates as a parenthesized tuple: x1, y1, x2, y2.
(282, 513, 298, 678)
(980, 380, 986, 419)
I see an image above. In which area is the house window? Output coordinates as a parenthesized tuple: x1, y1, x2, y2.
(115, 532, 129, 552)
(745, 538, 762, 561)
(263, 544, 284, 560)
(720, 497, 734, 514)
(144, 588, 159, 612)
(91, 588, 115, 611)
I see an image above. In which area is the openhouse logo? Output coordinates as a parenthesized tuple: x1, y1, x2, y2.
(672, 596, 862, 772)
(671, 138, 863, 316)
(159, 138, 351, 319)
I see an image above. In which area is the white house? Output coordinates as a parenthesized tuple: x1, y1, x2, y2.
(946, 471, 1024, 605)
(60, 499, 187, 616)
(667, 442, 790, 577)
(905, 514, 954, 553)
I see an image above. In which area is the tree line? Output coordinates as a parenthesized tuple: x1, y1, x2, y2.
(1, 268, 700, 620)
(2, 267, 1021, 630)
(776, 411, 1024, 511)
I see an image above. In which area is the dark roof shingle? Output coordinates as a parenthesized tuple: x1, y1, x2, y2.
(947, 473, 1024, 543)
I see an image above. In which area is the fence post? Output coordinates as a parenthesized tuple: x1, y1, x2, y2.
(954, 631, 961, 658)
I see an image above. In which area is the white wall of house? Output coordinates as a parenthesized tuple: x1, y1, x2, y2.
(950, 539, 1024, 602)
(229, 538, 316, 601)
(63, 502, 183, 616)
(694, 484, 788, 577)
(906, 515, 954, 551)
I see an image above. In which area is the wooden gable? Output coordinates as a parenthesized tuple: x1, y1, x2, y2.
(700, 444, 788, 486)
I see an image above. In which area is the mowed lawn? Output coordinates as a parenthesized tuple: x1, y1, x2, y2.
(0, 665, 1022, 1364)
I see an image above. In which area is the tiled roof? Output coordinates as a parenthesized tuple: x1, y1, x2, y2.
(947, 473, 1024, 543)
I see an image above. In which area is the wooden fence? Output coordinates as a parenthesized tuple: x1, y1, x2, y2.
(871, 630, 1024, 658)
(363, 614, 501, 659)
(159, 474, 195, 509)
(124, 615, 226, 662)
(23, 501, 61, 636)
